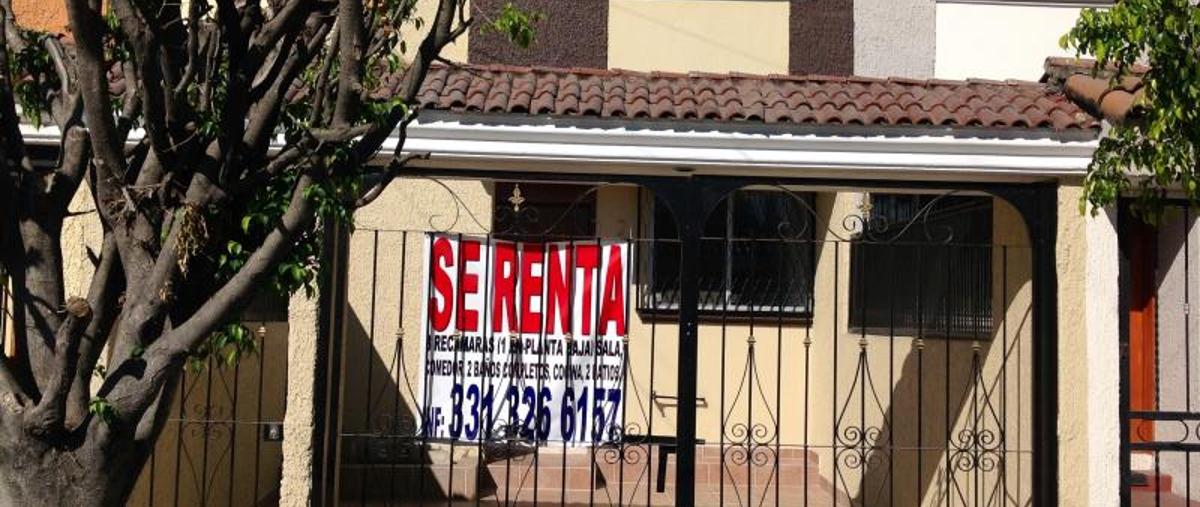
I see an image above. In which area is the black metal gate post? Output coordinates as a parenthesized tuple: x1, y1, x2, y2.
(643, 177, 748, 507)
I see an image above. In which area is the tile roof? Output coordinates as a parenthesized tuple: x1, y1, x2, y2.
(409, 63, 1100, 131)
(1043, 57, 1146, 126)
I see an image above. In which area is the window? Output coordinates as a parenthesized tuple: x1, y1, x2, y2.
(641, 190, 816, 317)
(492, 182, 597, 239)
(849, 194, 993, 338)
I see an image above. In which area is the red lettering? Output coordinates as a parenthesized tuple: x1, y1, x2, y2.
(492, 242, 518, 333)
(545, 243, 573, 336)
(520, 243, 545, 334)
(598, 244, 626, 336)
(429, 236, 455, 333)
(458, 239, 481, 332)
(575, 243, 599, 336)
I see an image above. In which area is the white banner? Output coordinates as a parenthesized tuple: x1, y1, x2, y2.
(419, 234, 629, 443)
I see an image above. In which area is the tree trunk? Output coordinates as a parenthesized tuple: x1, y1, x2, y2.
(0, 422, 150, 507)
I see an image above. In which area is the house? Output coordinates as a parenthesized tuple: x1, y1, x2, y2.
(3, 1, 1185, 506)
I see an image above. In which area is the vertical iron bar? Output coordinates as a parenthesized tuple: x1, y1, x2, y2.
(590, 236, 604, 507)
(719, 232, 729, 506)
(1184, 207, 1192, 506)
(775, 236, 784, 507)
(361, 230, 380, 506)
(253, 323, 267, 505)
(1155, 214, 1162, 507)
(833, 241, 841, 507)
(478, 233, 495, 507)
(534, 239, 549, 506)
(172, 369, 187, 507)
(747, 235, 756, 507)
(561, 238, 575, 507)
(448, 232, 467, 506)
(1119, 204, 1132, 507)
(418, 233, 438, 507)
(646, 234, 658, 507)
(618, 238, 635, 506)
(200, 348, 215, 506)
(859, 237, 869, 500)
(226, 339, 243, 507)
(916, 244, 925, 504)
(1000, 245, 1008, 505)
(944, 242, 952, 507)
(888, 242, 896, 507)
(392, 231, 408, 506)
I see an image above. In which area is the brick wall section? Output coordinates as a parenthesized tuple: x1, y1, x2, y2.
(790, 0, 855, 75)
(469, 0, 608, 68)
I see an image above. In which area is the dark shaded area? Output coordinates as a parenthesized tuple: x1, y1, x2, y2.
(469, 0, 607, 68)
(790, 0, 854, 75)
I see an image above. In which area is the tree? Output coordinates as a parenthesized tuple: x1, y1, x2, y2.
(1062, 0, 1200, 214)
(0, 0, 534, 504)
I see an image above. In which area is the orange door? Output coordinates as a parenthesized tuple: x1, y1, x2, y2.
(1128, 218, 1157, 442)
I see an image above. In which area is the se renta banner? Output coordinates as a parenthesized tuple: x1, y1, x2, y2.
(418, 234, 629, 445)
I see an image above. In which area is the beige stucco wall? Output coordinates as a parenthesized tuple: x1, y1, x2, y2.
(1054, 180, 1122, 507)
(934, 2, 1089, 80)
(280, 292, 321, 507)
(607, 0, 790, 74)
(405, 0, 469, 63)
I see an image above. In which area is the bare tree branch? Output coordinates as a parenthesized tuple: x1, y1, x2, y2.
(67, 235, 122, 429)
(23, 297, 91, 437)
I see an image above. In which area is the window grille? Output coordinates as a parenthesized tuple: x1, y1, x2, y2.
(641, 190, 816, 317)
(849, 194, 993, 338)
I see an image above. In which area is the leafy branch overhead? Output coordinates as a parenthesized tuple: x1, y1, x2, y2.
(1062, 1, 1200, 215)
(0, 0, 537, 503)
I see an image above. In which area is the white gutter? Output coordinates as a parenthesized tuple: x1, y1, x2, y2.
(21, 113, 1098, 182)
(391, 113, 1098, 182)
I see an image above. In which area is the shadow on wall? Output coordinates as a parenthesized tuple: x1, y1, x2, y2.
(854, 283, 1032, 505)
(337, 307, 451, 504)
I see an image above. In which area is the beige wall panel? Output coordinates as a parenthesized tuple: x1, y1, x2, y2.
(1055, 181, 1090, 507)
(404, 0, 469, 63)
(935, 3, 1086, 81)
(608, 0, 790, 74)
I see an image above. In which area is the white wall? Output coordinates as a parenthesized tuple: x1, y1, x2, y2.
(934, 2, 1098, 80)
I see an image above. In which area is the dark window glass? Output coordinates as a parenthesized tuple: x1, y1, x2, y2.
(642, 190, 815, 316)
(849, 194, 993, 338)
(492, 182, 597, 239)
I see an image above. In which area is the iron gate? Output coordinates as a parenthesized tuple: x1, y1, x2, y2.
(1119, 201, 1200, 506)
(319, 176, 1059, 507)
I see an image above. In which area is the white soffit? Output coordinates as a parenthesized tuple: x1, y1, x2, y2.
(393, 112, 1098, 182)
(20, 112, 1099, 183)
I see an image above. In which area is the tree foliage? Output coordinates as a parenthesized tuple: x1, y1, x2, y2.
(1063, 0, 1200, 215)
(0, 0, 535, 503)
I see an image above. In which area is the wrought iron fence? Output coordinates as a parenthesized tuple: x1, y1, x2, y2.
(127, 323, 289, 507)
(1119, 201, 1200, 506)
(327, 183, 1036, 506)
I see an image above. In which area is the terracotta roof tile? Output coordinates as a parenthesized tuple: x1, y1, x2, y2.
(412, 63, 1099, 131)
(1044, 57, 1146, 125)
